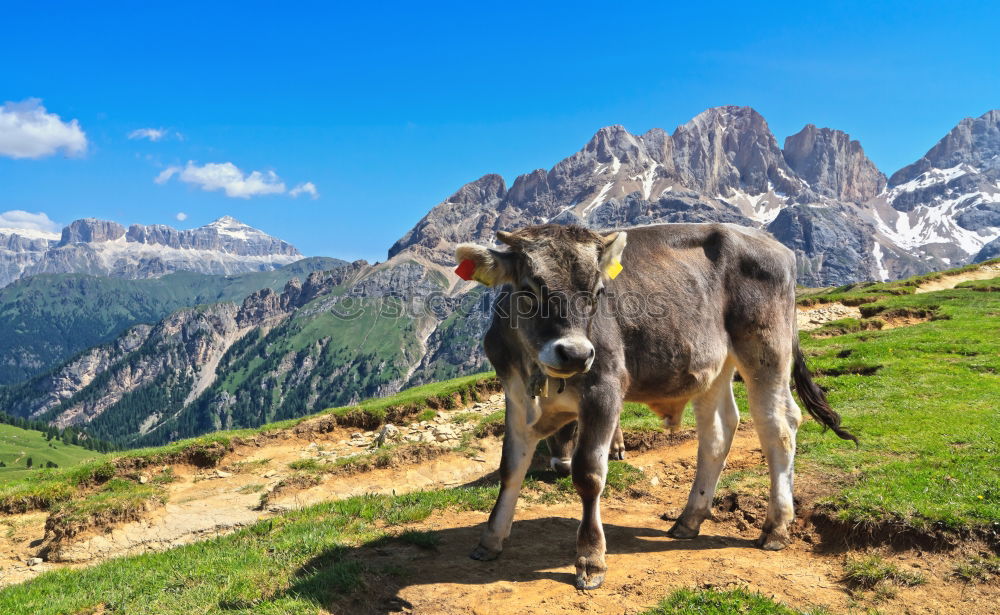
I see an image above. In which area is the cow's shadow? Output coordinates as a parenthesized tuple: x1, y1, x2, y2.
(253, 514, 754, 615)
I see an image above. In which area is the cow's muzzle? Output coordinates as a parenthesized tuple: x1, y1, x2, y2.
(538, 336, 595, 377)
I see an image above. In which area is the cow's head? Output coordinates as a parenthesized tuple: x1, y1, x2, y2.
(455, 224, 627, 378)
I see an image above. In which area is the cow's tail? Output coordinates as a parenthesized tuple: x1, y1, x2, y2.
(792, 343, 859, 446)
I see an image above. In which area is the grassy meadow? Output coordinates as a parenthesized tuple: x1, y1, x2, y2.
(0, 424, 98, 480)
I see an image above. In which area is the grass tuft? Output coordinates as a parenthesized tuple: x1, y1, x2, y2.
(45, 478, 165, 540)
(953, 555, 1000, 583)
(644, 587, 825, 614)
(842, 554, 926, 589)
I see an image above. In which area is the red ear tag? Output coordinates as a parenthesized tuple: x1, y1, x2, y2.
(455, 259, 476, 281)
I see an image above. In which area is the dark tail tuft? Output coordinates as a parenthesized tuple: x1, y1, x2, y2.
(792, 344, 859, 446)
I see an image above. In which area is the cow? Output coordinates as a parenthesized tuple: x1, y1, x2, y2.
(454, 223, 856, 590)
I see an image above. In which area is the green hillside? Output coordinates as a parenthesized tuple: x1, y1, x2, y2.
(137, 297, 429, 447)
(0, 423, 99, 479)
(0, 257, 347, 385)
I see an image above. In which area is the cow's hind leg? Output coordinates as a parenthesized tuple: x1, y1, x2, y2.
(667, 366, 739, 539)
(572, 385, 622, 590)
(547, 419, 625, 478)
(609, 422, 625, 461)
(546, 421, 577, 477)
(743, 366, 801, 550)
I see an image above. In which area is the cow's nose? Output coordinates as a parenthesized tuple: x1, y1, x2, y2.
(540, 337, 595, 375)
(555, 342, 594, 364)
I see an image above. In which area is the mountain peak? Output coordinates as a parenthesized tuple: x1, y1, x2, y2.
(783, 124, 886, 202)
(671, 105, 799, 198)
(890, 109, 1000, 186)
(58, 219, 127, 245)
(583, 125, 645, 164)
(2, 216, 302, 288)
(207, 215, 248, 227)
(675, 106, 767, 133)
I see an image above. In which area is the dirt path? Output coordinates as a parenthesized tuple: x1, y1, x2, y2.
(375, 499, 992, 615)
(341, 436, 997, 615)
(0, 394, 508, 585)
(915, 262, 1000, 293)
(797, 262, 1000, 332)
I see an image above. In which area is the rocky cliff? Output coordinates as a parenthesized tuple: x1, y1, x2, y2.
(389, 106, 1000, 285)
(0, 216, 302, 287)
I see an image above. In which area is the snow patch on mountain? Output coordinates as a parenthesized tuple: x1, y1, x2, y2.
(872, 242, 889, 282)
(0, 216, 303, 288)
(875, 194, 999, 254)
(890, 164, 974, 194)
(0, 227, 60, 241)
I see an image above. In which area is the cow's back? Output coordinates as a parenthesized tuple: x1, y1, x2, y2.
(610, 223, 797, 399)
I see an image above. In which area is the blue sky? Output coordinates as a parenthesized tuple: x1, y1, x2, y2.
(2, 1, 999, 261)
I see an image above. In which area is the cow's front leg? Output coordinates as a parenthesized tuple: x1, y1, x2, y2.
(471, 409, 539, 561)
(572, 387, 620, 590)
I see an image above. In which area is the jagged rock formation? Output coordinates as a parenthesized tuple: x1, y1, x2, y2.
(783, 124, 887, 203)
(974, 236, 1000, 262)
(391, 106, 1000, 285)
(768, 204, 877, 287)
(0, 216, 302, 288)
(871, 110, 1000, 270)
(389, 106, 879, 284)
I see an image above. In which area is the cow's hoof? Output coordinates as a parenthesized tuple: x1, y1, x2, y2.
(666, 520, 700, 539)
(469, 543, 501, 561)
(609, 444, 625, 461)
(550, 457, 572, 477)
(575, 562, 607, 590)
(756, 531, 791, 551)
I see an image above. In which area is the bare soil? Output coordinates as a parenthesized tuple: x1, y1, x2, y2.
(797, 303, 862, 331)
(331, 434, 1000, 615)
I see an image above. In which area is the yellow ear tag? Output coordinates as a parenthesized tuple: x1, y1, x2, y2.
(605, 259, 623, 280)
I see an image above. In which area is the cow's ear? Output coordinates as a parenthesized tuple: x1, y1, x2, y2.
(455, 243, 515, 286)
(599, 231, 627, 281)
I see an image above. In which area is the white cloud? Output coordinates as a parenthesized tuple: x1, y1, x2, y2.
(180, 162, 286, 198)
(155, 161, 293, 198)
(128, 127, 166, 141)
(0, 210, 61, 239)
(155, 166, 180, 184)
(155, 161, 315, 200)
(0, 99, 87, 159)
(128, 127, 183, 142)
(290, 182, 320, 199)
(175, 212, 188, 221)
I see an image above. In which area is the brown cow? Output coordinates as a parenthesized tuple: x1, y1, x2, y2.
(455, 223, 855, 590)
